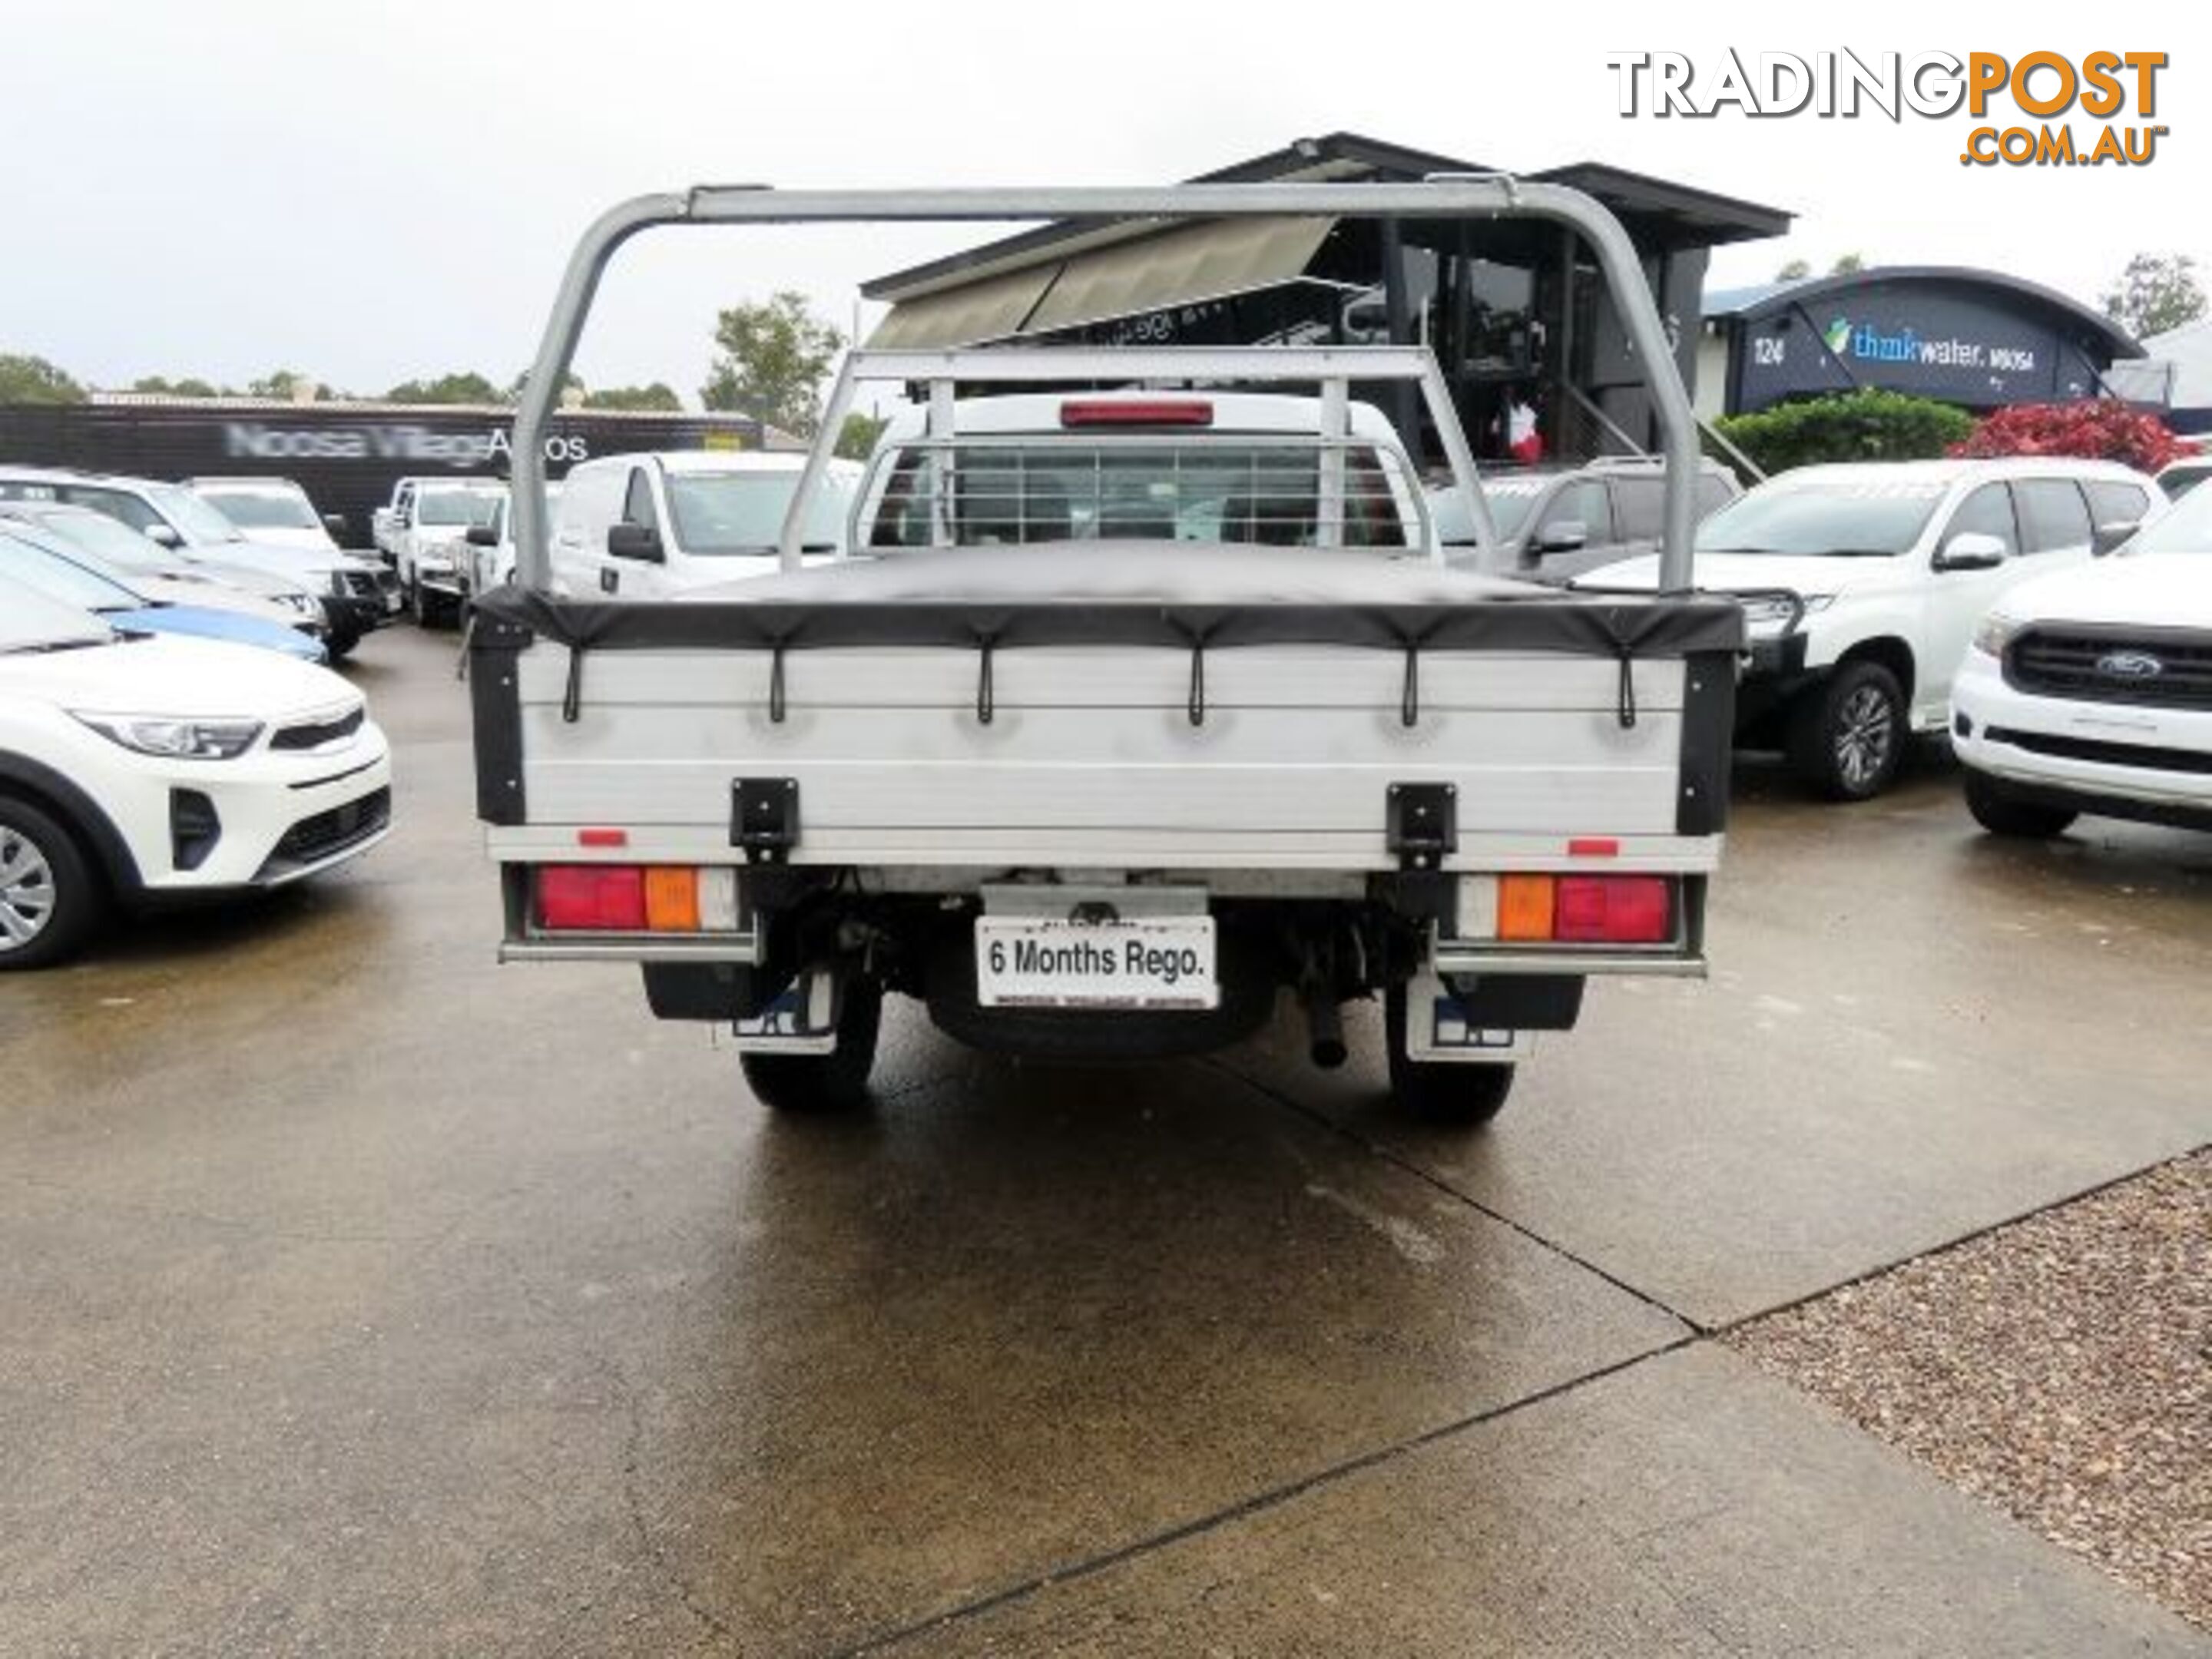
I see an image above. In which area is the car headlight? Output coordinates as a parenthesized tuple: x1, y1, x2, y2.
(1972, 611, 2023, 657)
(1737, 593, 1833, 630)
(282, 592, 322, 614)
(74, 714, 265, 760)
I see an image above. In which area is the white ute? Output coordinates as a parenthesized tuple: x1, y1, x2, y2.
(380, 476, 505, 625)
(469, 181, 1743, 1125)
(1955, 482, 2212, 836)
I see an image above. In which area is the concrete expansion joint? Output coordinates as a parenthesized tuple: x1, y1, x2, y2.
(1197, 1058, 1707, 1336)
(821, 1332, 1700, 1659)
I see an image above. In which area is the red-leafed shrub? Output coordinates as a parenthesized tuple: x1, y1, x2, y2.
(1949, 400, 2181, 472)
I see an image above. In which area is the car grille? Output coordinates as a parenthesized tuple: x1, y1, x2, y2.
(337, 568, 399, 598)
(266, 786, 390, 869)
(270, 707, 365, 751)
(2005, 628, 2212, 710)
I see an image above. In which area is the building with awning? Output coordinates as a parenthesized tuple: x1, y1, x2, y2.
(862, 133, 1792, 463)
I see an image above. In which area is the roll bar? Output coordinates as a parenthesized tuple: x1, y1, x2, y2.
(508, 180, 1702, 593)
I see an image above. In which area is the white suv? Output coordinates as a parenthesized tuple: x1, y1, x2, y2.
(1579, 458, 2162, 800)
(0, 578, 392, 969)
(1954, 484, 2212, 837)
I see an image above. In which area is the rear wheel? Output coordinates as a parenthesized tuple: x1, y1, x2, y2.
(0, 798, 104, 972)
(1964, 771, 2078, 839)
(1790, 661, 1907, 801)
(740, 979, 883, 1114)
(1384, 983, 1515, 1127)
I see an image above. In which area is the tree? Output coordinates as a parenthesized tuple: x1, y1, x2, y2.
(2101, 253, 2207, 341)
(583, 382, 684, 412)
(701, 291, 844, 437)
(507, 368, 583, 405)
(1775, 258, 1812, 282)
(385, 370, 502, 405)
(132, 374, 222, 398)
(1949, 400, 2180, 473)
(0, 353, 86, 404)
(247, 369, 323, 401)
(1830, 252, 1866, 276)
(1714, 389, 1973, 474)
(834, 411, 888, 460)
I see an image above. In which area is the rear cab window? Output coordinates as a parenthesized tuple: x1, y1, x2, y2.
(866, 440, 1419, 551)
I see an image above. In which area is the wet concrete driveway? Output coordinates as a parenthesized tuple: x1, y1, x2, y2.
(4, 626, 2208, 1655)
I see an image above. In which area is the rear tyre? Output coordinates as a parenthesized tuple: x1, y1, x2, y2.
(0, 797, 104, 972)
(1384, 983, 1515, 1127)
(1964, 771, 2077, 839)
(740, 979, 883, 1114)
(1789, 661, 1907, 802)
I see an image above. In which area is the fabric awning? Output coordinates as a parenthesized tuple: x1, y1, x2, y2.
(1022, 215, 1336, 336)
(865, 216, 1338, 349)
(865, 263, 1062, 350)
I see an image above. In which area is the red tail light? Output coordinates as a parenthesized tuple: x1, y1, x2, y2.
(1059, 398, 1214, 428)
(1554, 876, 1672, 943)
(538, 865, 646, 931)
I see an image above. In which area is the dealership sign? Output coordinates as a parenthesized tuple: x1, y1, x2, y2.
(222, 422, 589, 469)
(1734, 280, 2098, 411)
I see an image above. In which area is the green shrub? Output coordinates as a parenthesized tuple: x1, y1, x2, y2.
(1715, 389, 1974, 475)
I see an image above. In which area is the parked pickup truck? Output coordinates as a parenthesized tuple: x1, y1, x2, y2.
(379, 476, 504, 625)
(1954, 483, 2212, 837)
(469, 181, 1740, 1125)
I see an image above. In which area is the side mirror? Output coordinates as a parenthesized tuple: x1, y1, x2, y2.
(1533, 519, 1588, 555)
(606, 522, 664, 562)
(143, 522, 182, 548)
(322, 513, 348, 541)
(1933, 531, 2006, 572)
(465, 524, 499, 547)
(2091, 519, 2138, 557)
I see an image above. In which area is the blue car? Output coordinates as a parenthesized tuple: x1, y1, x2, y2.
(0, 528, 327, 663)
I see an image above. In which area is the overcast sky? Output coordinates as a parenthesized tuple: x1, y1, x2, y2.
(2, 0, 2200, 404)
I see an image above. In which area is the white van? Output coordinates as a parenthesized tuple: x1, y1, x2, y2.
(550, 450, 861, 599)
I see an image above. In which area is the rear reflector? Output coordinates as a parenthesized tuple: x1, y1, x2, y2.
(1555, 876, 1672, 943)
(643, 866, 700, 932)
(1496, 874, 1557, 942)
(1060, 398, 1214, 428)
(577, 827, 628, 849)
(538, 865, 646, 931)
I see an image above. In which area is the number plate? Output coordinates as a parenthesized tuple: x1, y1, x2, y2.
(975, 916, 1217, 1011)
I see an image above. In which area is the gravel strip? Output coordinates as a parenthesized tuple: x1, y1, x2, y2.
(1730, 1148, 2210, 1631)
